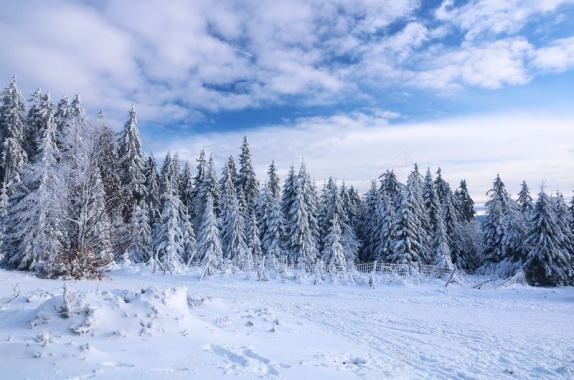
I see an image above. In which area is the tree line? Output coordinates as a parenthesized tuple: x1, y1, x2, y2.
(0, 77, 573, 286)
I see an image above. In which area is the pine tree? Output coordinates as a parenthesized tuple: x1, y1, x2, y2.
(267, 160, 280, 199)
(190, 150, 207, 219)
(456, 179, 475, 222)
(379, 170, 400, 210)
(261, 187, 285, 261)
(126, 199, 151, 263)
(236, 136, 259, 215)
(153, 189, 184, 274)
(389, 186, 425, 267)
(373, 189, 396, 263)
(26, 90, 55, 159)
(284, 164, 318, 269)
(117, 106, 146, 222)
(245, 211, 261, 271)
(523, 189, 574, 286)
(144, 153, 161, 230)
(323, 214, 347, 274)
(517, 181, 534, 216)
(152, 152, 187, 273)
(423, 168, 453, 269)
(1, 112, 65, 271)
(298, 161, 321, 261)
(356, 180, 380, 262)
(179, 161, 194, 216)
(220, 171, 248, 266)
(406, 165, 432, 264)
(197, 194, 223, 276)
(480, 174, 524, 276)
(54, 95, 72, 152)
(0, 77, 28, 188)
(281, 164, 297, 238)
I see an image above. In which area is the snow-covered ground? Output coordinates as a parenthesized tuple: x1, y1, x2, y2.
(1, 267, 573, 379)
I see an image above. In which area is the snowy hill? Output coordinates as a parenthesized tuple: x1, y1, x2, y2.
(1, 267, 573, 379)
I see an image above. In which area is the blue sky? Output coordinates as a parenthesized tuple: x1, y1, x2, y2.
(1, 0, 574, 208)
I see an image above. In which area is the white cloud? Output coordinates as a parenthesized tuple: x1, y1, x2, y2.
(532, 36, 574, 72)
(436, 0, 574, 41)
(0, 0, 573, 131)
(412, 38, 533, 89)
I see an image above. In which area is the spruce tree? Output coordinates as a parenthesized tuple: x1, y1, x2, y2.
(389, 186, 425, 267)
(197, 194, 223, 276)
(523, 190, 574, 286)
(220, 172, 248, 266)
(323, 214, 347, 274)
(517, 181, 534, 215)
(236, 136, 259, 215)
(245, 211, 261, 271)
(1, 113, 65, 271)
(144, 153, 161, 230)
(152, 152, 187, 273)
(179, 161, 194, 217)
(356, 180, 380, 262)
(26, 90, 55, 159)
(423, 168, 453, 269)
(456, 179, 476, 222)
(0, 77, 28, 188)
(261, 187, 285, 261)
(117, 106, 146, 222)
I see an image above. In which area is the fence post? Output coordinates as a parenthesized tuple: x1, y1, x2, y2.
(445, 267, 457, 287)
(369, 260, 377, 289)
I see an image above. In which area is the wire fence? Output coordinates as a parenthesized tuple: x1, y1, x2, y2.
(220, 256, 454, 283)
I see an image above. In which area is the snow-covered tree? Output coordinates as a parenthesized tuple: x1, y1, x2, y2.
(193, 153, 219, 232)
(144, 153, 161, 230)
(236, 136, 259, 215)
(152, 152, 187, 273)
(197, 194, 223, 276)
(323, 214, 347, 274)
(179, 160, 194, 215)
(480, 174, 524, 276)
(125, 199, 151, 264)
(245, 211, 261, 271)
(373, 189, 396, 263)
(356, 180, 380, 262)
(1, 112, 65, 271)
(52, 118, 113, 279)
(117, 106, 146, 221)
(517, 181, 534, 216)
(389, 186, 426, 267)
(261, 187, 285, 261)
(0, 77, 28, 188)
(93, 110, 121, 220)
(267, 160, 280, 199)
(26, 90, 55, 159)
(220, 172, 248, 266)
(523, 189, 574, 286)
(423, 168, 453, 269)
(456, 179, 475, 222)
(153, 189, 185, 274)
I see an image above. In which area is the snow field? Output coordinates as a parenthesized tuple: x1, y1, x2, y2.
(1, 267, 573, 379)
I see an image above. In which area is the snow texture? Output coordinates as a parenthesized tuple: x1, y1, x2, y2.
(1, 267, 573, 379)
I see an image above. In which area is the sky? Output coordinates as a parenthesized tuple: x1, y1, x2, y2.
(1, 0, 574, 209)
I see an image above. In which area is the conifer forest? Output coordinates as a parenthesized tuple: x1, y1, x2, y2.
(1, 77, 573, 287)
